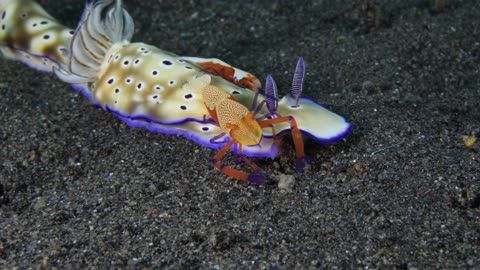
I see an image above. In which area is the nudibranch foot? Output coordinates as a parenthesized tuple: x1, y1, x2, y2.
(116, 112, 279, 159)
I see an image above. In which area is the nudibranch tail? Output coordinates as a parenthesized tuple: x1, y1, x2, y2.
(55, 0, 134, 84)
(0, 0, 74, 72)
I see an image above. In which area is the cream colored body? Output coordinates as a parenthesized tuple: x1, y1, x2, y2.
(93, 43, 258, 124)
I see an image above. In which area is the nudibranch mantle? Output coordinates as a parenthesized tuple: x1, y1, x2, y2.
(58, 40, 283, 157)
(93, 43, 210, 123)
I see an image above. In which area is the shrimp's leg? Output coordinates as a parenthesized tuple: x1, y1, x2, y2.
(236, 144, 263, 173)
(211, 140, 265, 184)
(259, 116, 307, 172)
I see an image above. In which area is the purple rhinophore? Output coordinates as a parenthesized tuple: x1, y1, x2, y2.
(290, 57, 305, 107)
(265, 74, 279, 114)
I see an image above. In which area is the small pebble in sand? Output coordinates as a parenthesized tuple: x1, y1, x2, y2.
(277, 174, 296, 191)
(461, 135, 477, 148)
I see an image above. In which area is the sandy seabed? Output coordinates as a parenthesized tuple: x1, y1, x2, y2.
(1, 0, 479, 268)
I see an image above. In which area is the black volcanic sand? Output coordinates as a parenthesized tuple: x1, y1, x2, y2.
(1, 0, 479, 268)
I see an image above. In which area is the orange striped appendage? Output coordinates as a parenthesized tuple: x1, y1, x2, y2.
(211, 139, 264, 184)
(259, 116, 307, 172)
(196, 62, 261, 91)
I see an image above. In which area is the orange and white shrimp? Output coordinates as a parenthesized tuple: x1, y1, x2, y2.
(200, 75, 306, 183)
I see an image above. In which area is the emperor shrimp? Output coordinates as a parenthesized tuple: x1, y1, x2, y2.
(198, 73, 307, 183)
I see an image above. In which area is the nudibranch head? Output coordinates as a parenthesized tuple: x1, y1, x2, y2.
(260, 58, 352, 143)
(276, 96, 352, 142)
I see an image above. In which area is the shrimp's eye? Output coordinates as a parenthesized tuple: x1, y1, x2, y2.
(225, 123, 236, 129)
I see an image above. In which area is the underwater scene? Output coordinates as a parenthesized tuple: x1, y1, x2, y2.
(0, 0, 478, 268)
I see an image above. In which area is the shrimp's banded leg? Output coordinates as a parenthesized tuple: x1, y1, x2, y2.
(236, 144, 262, 171)
(211, 140, 265, 184)
(196, 62, 261, 91)
(259, 116, 307, 172)
(180, 56, 262, 91)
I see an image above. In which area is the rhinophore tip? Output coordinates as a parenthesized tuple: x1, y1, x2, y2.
(289, 57, 305, 107)
(265, 74, 279, 114)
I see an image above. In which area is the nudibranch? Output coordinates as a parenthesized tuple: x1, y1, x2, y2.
(0, 0, 352, 182)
